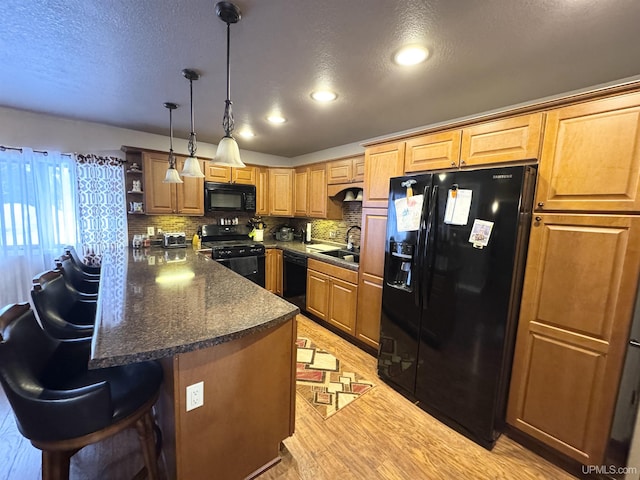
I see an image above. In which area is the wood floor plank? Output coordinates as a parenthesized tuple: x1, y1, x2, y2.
(257, 315, 576, 480)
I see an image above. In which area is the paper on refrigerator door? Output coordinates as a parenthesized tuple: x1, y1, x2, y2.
(395, 194, 424, 232)
(469, 219, 494, 247)
(444, 189, 472, 225)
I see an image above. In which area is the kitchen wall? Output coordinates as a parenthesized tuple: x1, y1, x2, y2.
(0, 106, 289, 166)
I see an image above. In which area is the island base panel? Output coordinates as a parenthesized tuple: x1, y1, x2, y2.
(157, 316, 297, 480)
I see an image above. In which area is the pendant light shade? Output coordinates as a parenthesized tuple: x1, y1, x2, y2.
(180, 69, 205, 178)
(162, 102, 183, 184)
(213, 2, 246, 168)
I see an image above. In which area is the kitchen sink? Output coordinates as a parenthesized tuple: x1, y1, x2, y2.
(317, 249, 360, 263)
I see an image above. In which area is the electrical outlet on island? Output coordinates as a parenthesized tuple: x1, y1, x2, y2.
(186, 381, 204, 411)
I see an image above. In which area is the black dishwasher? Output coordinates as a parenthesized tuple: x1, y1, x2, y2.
(282, 250, 307, 312)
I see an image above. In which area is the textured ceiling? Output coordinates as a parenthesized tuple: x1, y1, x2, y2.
(1, 0, 640, 158)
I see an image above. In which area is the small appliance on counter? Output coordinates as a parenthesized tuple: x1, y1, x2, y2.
(162, 232, 187, 248)
(275, 226, 295, 242)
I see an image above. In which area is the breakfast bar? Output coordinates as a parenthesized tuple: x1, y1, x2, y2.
(91, 247, 299, 479)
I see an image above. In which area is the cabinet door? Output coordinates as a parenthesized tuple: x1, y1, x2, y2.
(293, 167, 309, 217)
(265, 249, 283, 295)
(363, 142, 405, 208)
(176, 157, 204, 216)
(265, 249, 276, 293)
(328, 277, 357, 335)
(256, 167, 269, 215)
(536, 92, 640, 212)
(358, 208, 388, 279)
(308, 164, 329, 218)
(405, 130, 462, 172)
(352, 155, 365, 182)
(356, 274, 383, 349)
(355, 207, 388, 348)
(306, 269, 330, 320)
(327, 158, 353, 184)
(460, 113, 543, 167)
(269, 168, 294, 217)
(143, 153, 175, 214)
(205, 164, 231, 183)
(231, 166, 256, 185)
(507, 214, 640, 464)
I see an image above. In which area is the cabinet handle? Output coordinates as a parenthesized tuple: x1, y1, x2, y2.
(450, 161, 456, 167)
(537, 202, 545, 208)
(460, 160, 466, 165)
(534, 216, 542, 222)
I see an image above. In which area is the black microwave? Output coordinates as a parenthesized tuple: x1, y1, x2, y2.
(204, 182, 256, 213)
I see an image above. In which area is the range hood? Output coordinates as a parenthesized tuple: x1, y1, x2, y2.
(327, 182, 363, 199)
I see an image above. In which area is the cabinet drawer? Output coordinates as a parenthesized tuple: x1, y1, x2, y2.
(308, 258, 358, 284)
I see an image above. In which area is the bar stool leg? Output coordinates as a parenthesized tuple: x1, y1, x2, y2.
(135, 411, 159, 480)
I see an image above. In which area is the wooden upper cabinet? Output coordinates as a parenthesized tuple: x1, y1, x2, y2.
(293, 167, 309, 217)
(143, 153, 175, 214)
(256, 167, 269, 215)
(363, 142, 405, 208)
(206, 164, 256, 185)
(353, 155, 365, 182)
(231, 166, 256, 185)
(405, 130, 462, 172)
(536, 92, 640, 212)
(205, 164, 231, 183)
(142, 153, 203, 215)
(460, 113, 543, 167)
(507, 214, 640, 464)
(175, 157, 205, 215)
(308, 163, 341, 219)
(269, 168, 294, 216)
(327, 155, 365, 184)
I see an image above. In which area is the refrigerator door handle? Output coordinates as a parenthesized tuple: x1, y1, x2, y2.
(414, 185, 431, 307)
(422, 185, 438, 310)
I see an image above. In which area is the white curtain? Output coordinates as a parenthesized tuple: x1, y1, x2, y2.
(0, 147, 79, 306)
(75, 154, 128, 265)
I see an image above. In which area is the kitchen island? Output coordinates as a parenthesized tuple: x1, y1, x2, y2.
(92, 247, 299, 480)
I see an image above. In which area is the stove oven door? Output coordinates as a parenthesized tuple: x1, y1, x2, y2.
(216, 255, 266, 287)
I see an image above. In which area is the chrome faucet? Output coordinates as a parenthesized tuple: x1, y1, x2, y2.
(346, 225, 361, 251)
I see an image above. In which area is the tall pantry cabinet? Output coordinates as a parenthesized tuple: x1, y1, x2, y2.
(356, 142, 405, 348)
(507, 91, 640, 465)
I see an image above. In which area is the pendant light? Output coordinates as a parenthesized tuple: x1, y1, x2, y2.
(162, 102, 183, 184)
(213, 1, 245, 167)
(180, 68, 205, 178)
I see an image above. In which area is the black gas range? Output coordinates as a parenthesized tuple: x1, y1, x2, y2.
(200, 224, 266, 286)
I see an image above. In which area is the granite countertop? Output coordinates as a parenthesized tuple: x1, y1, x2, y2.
(90, 247, 299, 368)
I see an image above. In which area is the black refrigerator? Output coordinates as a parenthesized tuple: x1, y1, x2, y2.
(377, 164, 537, 449)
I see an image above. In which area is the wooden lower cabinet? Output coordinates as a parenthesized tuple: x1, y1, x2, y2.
(306, 259, 358, 335)
(507, 214, 640, 465)
(355, 272, 383, 348)
(266, 249, 283, 295)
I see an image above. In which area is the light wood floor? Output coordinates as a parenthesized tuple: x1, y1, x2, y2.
(0, 315, 576, 479)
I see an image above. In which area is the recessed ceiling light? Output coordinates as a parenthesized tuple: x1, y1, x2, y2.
(311, 90, 338, 103)
(393, 45, 429, 66)
(238, 129, 255, 138)
(267, 114, 287, 124)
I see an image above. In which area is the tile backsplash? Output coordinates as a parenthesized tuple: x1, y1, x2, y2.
(127, 202, 362, 246)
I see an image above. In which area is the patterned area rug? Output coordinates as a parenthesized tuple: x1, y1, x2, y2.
(296, 337, 375, 419)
